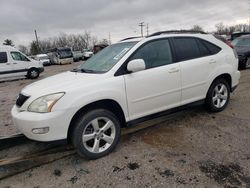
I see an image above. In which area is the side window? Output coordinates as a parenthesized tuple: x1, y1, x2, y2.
(173, 37, 200, 61)
(201, 40, 221, 55)
(11, 51, 30, 61)
(0, 52, 8, 63)
(129, 39, 173, 69)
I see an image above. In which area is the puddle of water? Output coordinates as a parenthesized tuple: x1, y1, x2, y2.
(140, 122, 184, 148)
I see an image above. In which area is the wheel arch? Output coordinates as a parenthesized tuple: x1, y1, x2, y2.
(208, 73, 232, 93)
(67, 99, 126, 142)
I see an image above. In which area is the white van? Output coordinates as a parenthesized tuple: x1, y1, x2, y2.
(0, 45, 44, 80)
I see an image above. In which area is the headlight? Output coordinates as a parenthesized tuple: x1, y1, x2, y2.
(28, 92, 65, 113)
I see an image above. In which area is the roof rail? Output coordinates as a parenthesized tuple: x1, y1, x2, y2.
(120, 36, 142, 41)
(147, 30, 207, 37)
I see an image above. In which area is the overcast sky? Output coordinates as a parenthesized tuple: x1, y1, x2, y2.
(0, 0, 249, 46)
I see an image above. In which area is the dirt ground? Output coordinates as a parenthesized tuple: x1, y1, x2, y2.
(0, 63, 250, 188)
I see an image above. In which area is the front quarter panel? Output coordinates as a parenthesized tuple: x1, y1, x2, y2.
(52, 76, 129, 122)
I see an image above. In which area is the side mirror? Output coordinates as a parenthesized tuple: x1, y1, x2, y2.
(127, 59, 146, 73)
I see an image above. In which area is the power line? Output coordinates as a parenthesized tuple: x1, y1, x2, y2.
(139, 22, 145, 37)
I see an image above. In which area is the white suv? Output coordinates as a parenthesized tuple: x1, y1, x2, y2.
(12, 32, 240, 159)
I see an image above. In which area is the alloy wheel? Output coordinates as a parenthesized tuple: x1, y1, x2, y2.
(82, 117, 116, 153)
(212, 83, 228, 108)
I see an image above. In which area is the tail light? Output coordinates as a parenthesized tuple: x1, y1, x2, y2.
(225, 40, 234, 49)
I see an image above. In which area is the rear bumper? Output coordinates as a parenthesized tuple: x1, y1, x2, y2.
(231, 70, 240, 92)
(231, 85, 238, 92)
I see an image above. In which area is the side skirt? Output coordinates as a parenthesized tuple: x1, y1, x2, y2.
(126, 100, 205, 127)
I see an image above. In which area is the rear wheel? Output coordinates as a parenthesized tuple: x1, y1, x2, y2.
(72, 109, 121, 159)
(27, 68, 39, 79)
(205, 78, 230, 112)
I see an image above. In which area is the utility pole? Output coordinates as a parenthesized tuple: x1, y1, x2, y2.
(146, 23, 149, 36)
(139, 22, 145, 37)
(34, 29, 39, 49)
(108, 32, 111, 45)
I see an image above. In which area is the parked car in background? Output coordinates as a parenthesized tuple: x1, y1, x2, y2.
(46, 47, 73, 65)
(82, 49, 93, 60)
(12, 32, 240, 159)
(214, 35, 234, 48)
(28, 55, 36, 60)
(73, 51, 83, 62)
(35, 54, 51, 66)
(0, 45, 44, 79)
(232, 35, 250, 69)
(230, 32, 250, 41)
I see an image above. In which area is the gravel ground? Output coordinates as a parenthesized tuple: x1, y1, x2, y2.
(0, 64, 249, 188)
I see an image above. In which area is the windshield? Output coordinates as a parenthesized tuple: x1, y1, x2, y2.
(58, 49, 72, 58)
(232, 37, 250, 47)
(79, 41, 137, 73)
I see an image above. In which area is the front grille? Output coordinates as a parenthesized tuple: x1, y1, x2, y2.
(16, 93, 29, 107)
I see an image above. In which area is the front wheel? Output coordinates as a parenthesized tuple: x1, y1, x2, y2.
(72, 109, 121, 159)
(27, 68, 39, 79)
(205, 78, 230, 112)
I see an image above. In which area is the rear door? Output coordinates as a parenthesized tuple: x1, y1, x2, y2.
(0, 52, 13, 78)
(172, 37, 221, 105)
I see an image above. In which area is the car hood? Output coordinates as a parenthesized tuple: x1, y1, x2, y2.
(22, 71, 106, 96)
(235, 45, 250, 55)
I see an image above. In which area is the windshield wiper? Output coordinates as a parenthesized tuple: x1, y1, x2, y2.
(71, 68, 104, 74)
(71, 68, 79, 72)
(80, 68, 96, 73)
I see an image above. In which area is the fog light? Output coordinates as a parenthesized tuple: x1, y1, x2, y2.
(32, 127, 49, 134)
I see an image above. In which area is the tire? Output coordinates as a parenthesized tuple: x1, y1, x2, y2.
(243, 57, 250, 69)
(27, 68, 39, 79)
(205, 78, 230, 112)
(72, 109, 121, 159)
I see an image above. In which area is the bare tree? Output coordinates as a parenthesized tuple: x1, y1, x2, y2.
(25, 32, 107, 53)
(18, 45, 29, 55)
(191, 25, 204, 32)
(215, 22, 225, 35)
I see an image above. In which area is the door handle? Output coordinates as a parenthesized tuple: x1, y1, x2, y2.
(6, 63, 10, 65)
(209, 59, 216, 64)
(168, 68, 179, 73)
(13, 63, 17, 64)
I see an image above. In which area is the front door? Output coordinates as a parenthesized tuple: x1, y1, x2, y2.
(124, 39, 181, 120)
(9, 51, 31, 76)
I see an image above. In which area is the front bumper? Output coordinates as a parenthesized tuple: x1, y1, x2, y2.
(11, 105, 72, 141)
(59, 58, 73, 64)
(38, 67, 44, 73)
(238, 54, 246, 68)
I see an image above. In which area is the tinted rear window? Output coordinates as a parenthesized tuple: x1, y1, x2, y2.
(196, 39, 212, 57)
(201, 40, 221, 55)
(0, 52, 7, 63)
(173, 37, 200, 61)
